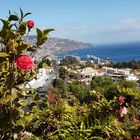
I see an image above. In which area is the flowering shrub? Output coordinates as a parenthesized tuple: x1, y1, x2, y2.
(0, 9, 54, 139)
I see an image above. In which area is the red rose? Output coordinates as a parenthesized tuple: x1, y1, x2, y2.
(118, 96, 125, 104)
(27, 20, 34, 29)
(16, 55, 35, 71)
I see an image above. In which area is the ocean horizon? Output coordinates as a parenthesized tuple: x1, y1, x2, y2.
(57, 41, 140, 62)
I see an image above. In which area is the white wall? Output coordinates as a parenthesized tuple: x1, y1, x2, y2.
(125, 74, 138, 81)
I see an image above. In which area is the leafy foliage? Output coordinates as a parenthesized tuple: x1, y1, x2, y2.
(59, 67, 68, 79)
(0, 9, 54, 139)
(52, 78, 67, 98)
(68, 83, 91, 104)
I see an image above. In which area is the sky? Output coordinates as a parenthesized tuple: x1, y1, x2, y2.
(1, 0, 140, 44)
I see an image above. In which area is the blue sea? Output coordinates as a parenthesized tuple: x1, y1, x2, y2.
(58, 42, 140, 62)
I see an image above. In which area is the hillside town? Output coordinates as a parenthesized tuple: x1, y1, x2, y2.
(27, 54, 140, 92)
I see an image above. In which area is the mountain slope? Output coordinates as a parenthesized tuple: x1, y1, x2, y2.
(28, 36, 93, 59)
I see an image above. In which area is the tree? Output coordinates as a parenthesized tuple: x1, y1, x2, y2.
(69, 83, 91, 104)
(91, 76, 114, 94)
(121, 80, 137, 89)
(52, 78, 67, 98)
(59, 67, 68, 79)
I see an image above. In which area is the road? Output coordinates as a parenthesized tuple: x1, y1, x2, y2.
(36, 74, 57, 97)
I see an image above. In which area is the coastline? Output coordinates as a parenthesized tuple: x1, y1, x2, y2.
(56, 42, 140, 62)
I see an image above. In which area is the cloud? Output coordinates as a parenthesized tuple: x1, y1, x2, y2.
(29, 23, 94, 43)
(102, 17, 140, 34)
(52, 23, 94, 42)
(93, 17, 140, 43)
(30, 17, 140, 44)
(52, 18, 140, 43)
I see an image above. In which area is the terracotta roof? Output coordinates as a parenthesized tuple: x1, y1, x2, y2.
(131, 70, 140, 75)
(98, 68, 106, 73)
(111, 73, 123, 77)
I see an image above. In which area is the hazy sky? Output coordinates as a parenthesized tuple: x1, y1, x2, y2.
(1, 0, 140, 44)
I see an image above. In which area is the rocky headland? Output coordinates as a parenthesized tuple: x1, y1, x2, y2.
(28, 36, 93, 59)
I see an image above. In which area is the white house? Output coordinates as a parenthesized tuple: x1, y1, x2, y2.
(103, 67, 131, 75)
(103, 67, 118, 74)
(78, 67, 98, 79)
(25, 68, 50, 89)
(117, 69, 130, 75)
(125, 74, 138, 81)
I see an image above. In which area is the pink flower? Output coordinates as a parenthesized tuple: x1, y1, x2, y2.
(21, 131, 31, 138)
(118, 96, 125, 104)
(48, 94, 56, 104)
(16, 55, 35, 71)
(27, 20, 34, 29)
(120, 106, 128, 117)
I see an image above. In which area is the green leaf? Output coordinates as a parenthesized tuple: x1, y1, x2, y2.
(9, 10, 11, 16)
(5, 95, 13, 102)
(7, 30, 16, 39)
(17, 43, 29, 51)
(19, 8, 23, 19)
(36, 28, 43, 37)
(43, 28, 54, 36)
(18, 22, 26, 35)
(12, 88, 18, 99)
(16, 117, 26, 126)
(19, 109, 25, 117)
(0, 58, 6, 63)
(33, 94, 40, 101)
(16, 113, 33, 127)
(26, 113, 33, 122)
(26, 47, 36, 52)
(23, 12, 32, 18)
(18, 100, 27, 107)
(0, 95, 12, 104)
(0, 52, 9, 57)
(8, 15, 19, 21)
(36, 28, 43, 45)
(0, 19, 9, 28)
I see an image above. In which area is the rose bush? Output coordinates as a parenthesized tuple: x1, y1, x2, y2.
(0, 9, 54, 139)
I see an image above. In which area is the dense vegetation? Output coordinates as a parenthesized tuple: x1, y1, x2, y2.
(0, 9, 54, 139)
(27, 75, 140, 139)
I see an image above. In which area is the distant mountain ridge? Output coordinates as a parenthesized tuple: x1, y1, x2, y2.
(28, 35, 93, 59)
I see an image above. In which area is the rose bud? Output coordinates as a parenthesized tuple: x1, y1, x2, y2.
(27, 20, 34, 29)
